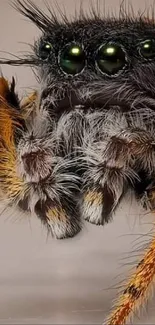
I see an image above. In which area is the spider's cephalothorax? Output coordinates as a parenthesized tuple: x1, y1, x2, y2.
(2, 1, 155, 325)
(1, 1, 155, 238)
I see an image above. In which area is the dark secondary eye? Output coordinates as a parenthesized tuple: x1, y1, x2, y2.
(39, 42, 52, 60)
(59, 44, 86, 75)
(139, 39, 155, 59)
(96, 43, 127, 75)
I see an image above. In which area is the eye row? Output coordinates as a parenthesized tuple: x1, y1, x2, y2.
(39, 39, 155, 76)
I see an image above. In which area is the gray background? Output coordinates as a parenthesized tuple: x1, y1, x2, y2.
(0, 0, 155, 324)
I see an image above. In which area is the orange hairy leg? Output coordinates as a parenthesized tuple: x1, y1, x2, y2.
(105, 227, 155, 325)
(0, 77, 30, 201)
(0, 77, 20, 145)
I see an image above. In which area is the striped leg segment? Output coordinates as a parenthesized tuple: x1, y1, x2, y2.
(104, 234, 155, 325)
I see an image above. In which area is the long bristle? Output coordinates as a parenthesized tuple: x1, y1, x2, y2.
(12, 0, 61, 30)
(0, 58, 39, 66)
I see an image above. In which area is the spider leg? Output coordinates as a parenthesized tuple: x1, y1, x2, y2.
(104, 234, 155, 325)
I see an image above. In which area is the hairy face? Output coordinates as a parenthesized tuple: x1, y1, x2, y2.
(36, 19, 155, 113)
(1, 1, 155, 239)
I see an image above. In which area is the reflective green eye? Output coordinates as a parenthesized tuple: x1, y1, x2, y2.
(40, 42, 52, 60)
(139, 39, 155, 59)
(96, 43, 127, 75)
(59, 44, 86, 75)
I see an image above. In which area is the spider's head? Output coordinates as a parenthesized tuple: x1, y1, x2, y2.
(16, 1, 155, 114)
(2, 1, 155, 114)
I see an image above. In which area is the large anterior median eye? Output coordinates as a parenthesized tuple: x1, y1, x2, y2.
(96, 43, 127, 75)
(59, 44, 86, 75)
(139, 39, 155, 59)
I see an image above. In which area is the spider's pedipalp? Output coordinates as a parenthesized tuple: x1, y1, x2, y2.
(81, 111, 136, 225)
(0, 77, 82, 240)
(81, 109, 155, 226)
(16, 109, 82, 239)
(35, 196, 81, 240)
(82, 133, 137, 225)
